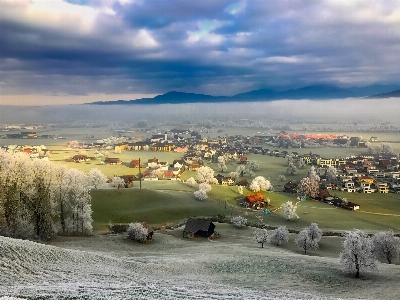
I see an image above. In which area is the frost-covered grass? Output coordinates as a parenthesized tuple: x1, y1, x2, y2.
(1, 223, 400, 299)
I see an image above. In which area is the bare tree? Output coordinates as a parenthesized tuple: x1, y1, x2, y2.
(326, 166, 337, 183)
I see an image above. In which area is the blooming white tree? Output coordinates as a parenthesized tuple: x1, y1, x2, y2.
(326, 166, 337, 183)
(89, 168, 108, 189)
(217, 156, 227, 172)
(197, 166, 217, 184)
(254, 228, 269, 248)
(339, 229, 377, 278)
(270, 226, 289, 246)
(113, 176, 126, 189)
(294, 223, 322, 254)
(127, 222, 148, 242)
(230, 216, 247, 228)
(371, 229, 400, 264)
(185, 177, 197, 187)
(249, 176, 273, 192)
(281, 201, 299, 221)
(298, 177, 319, 198)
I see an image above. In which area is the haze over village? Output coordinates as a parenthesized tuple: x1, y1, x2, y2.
(1, 1, 400, 299)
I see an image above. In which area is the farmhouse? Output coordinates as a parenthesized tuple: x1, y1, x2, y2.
(183, 218, 216, 238)
(104, 158, 122, 165)
(244, 193, 266, 209)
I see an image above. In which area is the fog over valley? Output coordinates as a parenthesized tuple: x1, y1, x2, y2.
(1, 98, 399, 126)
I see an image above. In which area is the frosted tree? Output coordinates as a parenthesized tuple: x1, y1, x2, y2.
(294, 223, 322, 254)
(185, 177, 197, 187)
(371, 229, 400, 264)
(198, 182, 212, 193)
(247, 160, 259, 172)
(229, 171, 239, 181)
(56, 168, 92, 235)
(194, 189, 208, 201)
(113, 176, 126, 189)
(380, 142, 394, 155)
(236, 165, 246, 177)
(237, 186, 243, 195)
(89, 168, 108, 189)
(151, 168, 165, 180)
(197, 166, 217, 184)
(308, 166, 320, 182)
(283, 154, 294, 166)
(254, 228, 269, 248)
(27, 159, 55, 240)
(326, 166, 337, 183)
(298, 177, 319, 198)
(281, 201, 299, 221)
(127, 222, 149, 242)
(249, 176, 273, 192)
(286, 162, 298, 174)
(339, 229, 377, 278)
(270, 226, 289, 246)
(297, 158, 306, 169)
(217, 156, 227, 172)
(230, 216, 247, 228)
(278, 174, 286, 182)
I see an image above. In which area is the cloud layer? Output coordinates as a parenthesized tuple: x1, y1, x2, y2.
(1, 0, 400, 103)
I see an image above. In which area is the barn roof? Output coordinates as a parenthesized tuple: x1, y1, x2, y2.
(184, 218, 214, 233)
(245, 193, 265, 203)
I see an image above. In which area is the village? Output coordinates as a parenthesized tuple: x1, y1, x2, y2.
(1, 128, 400, 215)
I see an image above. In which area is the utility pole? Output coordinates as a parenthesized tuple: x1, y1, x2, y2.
(139, 158, 142, 189)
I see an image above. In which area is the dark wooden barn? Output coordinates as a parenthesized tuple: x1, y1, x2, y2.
(183, 218, 216, 238)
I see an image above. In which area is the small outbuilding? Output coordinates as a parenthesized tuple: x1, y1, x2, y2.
(183, 218, 216, 238)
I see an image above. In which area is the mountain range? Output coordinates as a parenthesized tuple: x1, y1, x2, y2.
(89, 84, 400, 105)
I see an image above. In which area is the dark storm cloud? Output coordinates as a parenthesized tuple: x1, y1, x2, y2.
(1, 0, 400, 101)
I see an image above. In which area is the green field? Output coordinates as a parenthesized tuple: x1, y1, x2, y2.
(90, 180, 400, 234)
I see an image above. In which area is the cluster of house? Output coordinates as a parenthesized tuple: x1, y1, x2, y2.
(1, 131, 65, 139)
(0, 144, 50, 160)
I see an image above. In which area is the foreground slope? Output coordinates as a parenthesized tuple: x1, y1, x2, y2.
(1, 224, 400, 299)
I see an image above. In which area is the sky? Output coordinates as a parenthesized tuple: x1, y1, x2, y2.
(1, 0, 400, 105)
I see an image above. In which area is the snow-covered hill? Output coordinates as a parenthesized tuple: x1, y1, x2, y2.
(1, 224, 399, 299)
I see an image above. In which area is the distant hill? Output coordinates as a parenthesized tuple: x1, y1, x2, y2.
(368, 90, 400, 98)
(89, 84, 400, 105)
